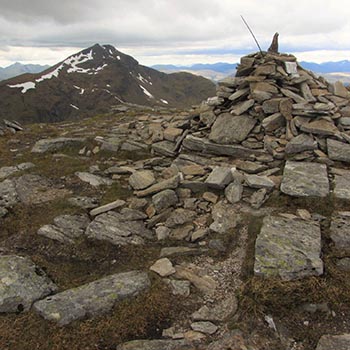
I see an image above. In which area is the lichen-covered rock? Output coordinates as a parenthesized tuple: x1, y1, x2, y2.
(280, 161, 329, 197)
(254, 216, 323, 280)
(31, 137, 85, 153)
(0, 255, 57, 312)
(33, 271, 150, 325)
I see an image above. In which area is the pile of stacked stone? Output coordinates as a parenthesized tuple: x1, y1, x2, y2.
(180, 50, 350, 165)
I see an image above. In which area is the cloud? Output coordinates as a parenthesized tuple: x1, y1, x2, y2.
(1, 0, 350, 65)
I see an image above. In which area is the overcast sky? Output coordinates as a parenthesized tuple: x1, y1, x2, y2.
(1, 0, 350, 67)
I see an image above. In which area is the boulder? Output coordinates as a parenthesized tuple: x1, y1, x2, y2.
(31, 137, 85, 153)
(0, 255, 57, 312)
(254, 216, 323, 280)
(33, 271, 150, 325)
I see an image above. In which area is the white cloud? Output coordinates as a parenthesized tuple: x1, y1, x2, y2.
(1, 0, 350, 66)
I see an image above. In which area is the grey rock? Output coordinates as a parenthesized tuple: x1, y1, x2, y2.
(336, 258, 350, 271)
(262, 113, 285, 132)
(135, 174, 181, 197)
(0, 179, 18, 208)
(85, 211, 151, 246)
(328, 138, 350, 163)
(300, 119, 339, 136)
(164, 279, 191, 297)
(120, 208, 147, 221)
(89, 200, 126, 216)
(235, 160, 268, 174)
(152, 190, 178, 213)
(165, 209, 196, 228)
(191, 321, 218, 335)
(116, 339, 191, 350)
(280, 161, 329, 197)
(333, 81, 350, 98)
(15, 174, 70, 205)
(0, 162, 35, 181)
(150, 258, 176, 277)
(330, 212, 350, 254)
(209, 113, 256, 144)
(0, 207, 8, 218)
(228, 87, 249, 102)
(76, 172, 113, 187)
(210, 202, 239, 234)
(205, 166, 233, 189)
(231, 99, 255, 116)
(33, 271, 150, 325)
(250, 82, 278, 102)
(225, 181, 243, 204)
(334, 172, 350, 200)
(68, 196, 99, 209)
(245, 174, 275, 190)
(120, 140, 148, 152)
(182, 135, 267, 159)
(254, 216, 323, 280)
(285, 134, 317, 154)
(0, 255, 57, 312)
(316, 334, 350, 350)
(152, 141, 176, 157)
(104, 165, 134, 175)
(129, 170, 155, 190)
(281, 88, 306, 103)
(38, 214, 90, 244)
(100, 137, 121, 152)
(207, 96, 224, 106)
(155, 226, 171, 240)
(250, 188, 269, 209)
(31, 137, 85, 153)
(262, 98, 283, 114)
(192, 297, 238, 322)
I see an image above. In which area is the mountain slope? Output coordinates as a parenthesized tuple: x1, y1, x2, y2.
(0, 44, 215, 124)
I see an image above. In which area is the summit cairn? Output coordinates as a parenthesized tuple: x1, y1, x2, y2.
(182, 47, 350, 167)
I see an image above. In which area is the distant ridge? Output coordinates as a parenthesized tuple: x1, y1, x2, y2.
(0, 44, 215, 124)
(0, 62, 50, 81)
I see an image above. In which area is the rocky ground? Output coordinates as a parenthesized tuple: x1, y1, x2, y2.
(1, 51, 350, 350)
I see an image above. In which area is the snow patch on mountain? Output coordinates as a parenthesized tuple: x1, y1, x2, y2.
(139, 85, 154, 99)
(7, 82, 36, 93)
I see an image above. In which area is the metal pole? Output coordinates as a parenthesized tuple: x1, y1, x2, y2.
(240, 15, 264, 56)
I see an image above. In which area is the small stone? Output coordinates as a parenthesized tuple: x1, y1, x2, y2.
(75, 172, 113, 187)
(89, 200, 125, 216)
(205, 166, 233, 189)
(202, 192, 218, 204)
(164, 127, 183, 142)
(245, 174, 275, 190)
(164, 279, 191, 297)
(225, 181, 243, 204)
(328, 138, 350, 163)
(129, 170, 155, 190)
(152, 189, 178, 213)
(150, 258, 176, 277)
(155, 226, 170, 240)
(190, 321, 218, 335)
(191, 228, 209, 242)
(297, 209, 312, 220)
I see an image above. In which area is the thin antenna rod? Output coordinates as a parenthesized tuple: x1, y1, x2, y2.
(240, 15, 264, 56)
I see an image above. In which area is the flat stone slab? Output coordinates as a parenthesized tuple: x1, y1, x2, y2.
(85, 211, 152, 245)
(31, 137, 86, 153)
(330, 212, 350, 254)
(33, 271, 150, 325)
(327, 138, 350, 163)
(38, 214, 90, 244)
(116, 339, 191, 350)
(0, 255, 57, 312)
(209, 113, 256, 144)
(316, 334, 350, 350)
(280, 161, 329, 197)
(182, 135, 266, 159)
(254, 216, 323, 280)
(334, 171, 350, 200)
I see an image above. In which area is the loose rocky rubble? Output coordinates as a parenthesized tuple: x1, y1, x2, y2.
(1, 48, 350, 350)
